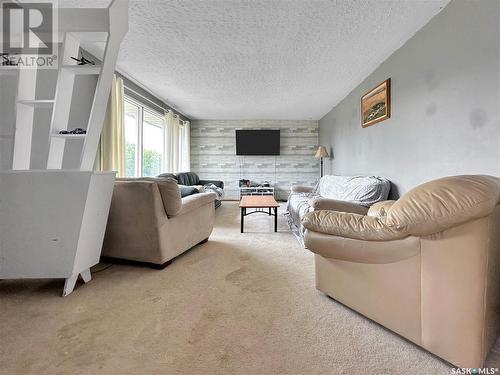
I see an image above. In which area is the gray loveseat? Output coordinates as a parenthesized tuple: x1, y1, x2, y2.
(286, 175, 391, 244)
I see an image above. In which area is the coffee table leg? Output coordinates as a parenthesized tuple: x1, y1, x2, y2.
(241, 207, 244, 233)
(274, 207, 278, 232)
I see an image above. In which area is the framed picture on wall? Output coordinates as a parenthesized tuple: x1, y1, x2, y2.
(361, 78, 391, 128)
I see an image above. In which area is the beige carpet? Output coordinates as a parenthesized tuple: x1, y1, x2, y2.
(1, 202, 499, 374)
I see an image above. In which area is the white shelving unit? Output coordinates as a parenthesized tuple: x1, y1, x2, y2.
(239, 186, 275, 198)
(0, 0, 128, 296)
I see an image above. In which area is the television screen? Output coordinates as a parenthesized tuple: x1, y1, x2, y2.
(235, 130, 280, 155)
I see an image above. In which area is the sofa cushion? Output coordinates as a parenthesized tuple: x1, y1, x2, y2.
(315, 175, 390, 206)
(176, 172, 200, 186)
(386, 175, 500, 236)
(179, 185, 199, 198)
(155, 178, 182, 217)
(157, 173, 178, 181)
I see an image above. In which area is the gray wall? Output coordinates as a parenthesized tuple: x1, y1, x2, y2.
(191, 120, 319, 200)
(319, 0, 500, 198)
(0, 73, 17, 169)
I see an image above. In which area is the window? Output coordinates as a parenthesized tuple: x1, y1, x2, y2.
(142, 110, 164, 176)
(124, 94, 189, 177)
(124, 97, 166, 177)
(124, 100, 139, 177)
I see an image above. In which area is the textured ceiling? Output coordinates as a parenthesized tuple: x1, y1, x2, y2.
(60, 0, 449, 120)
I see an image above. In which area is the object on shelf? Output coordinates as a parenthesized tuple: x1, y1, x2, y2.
(239, 179, 263, 187)
(70, 56, 95, 66)
(59, 128, 87, 135)
(239, 179, 273, 188)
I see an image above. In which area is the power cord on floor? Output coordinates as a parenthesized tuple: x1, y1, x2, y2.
(92, 263, 113, 273)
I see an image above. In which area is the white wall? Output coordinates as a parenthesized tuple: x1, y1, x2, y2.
(319, 0, 500, 197)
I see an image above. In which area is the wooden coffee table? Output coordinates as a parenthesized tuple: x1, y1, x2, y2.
(239, 195, 279, 233)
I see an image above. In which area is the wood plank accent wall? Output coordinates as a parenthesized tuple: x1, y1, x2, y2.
(191, 120, 319, 200)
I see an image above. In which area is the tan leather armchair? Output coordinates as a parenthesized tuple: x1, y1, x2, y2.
(302, 175, 500, 368)
(102, 177, 216, 268)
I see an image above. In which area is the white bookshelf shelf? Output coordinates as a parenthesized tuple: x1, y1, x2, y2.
(51, 133, 86, 139)
(61, 65, 101, 75)
(18, 99, 55, 107)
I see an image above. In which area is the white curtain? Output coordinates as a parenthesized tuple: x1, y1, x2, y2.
(180, 120, 191, 172)
(165, 111, 180, 173)
(165, 111, 190, 173)
(98, 75, 125, 176)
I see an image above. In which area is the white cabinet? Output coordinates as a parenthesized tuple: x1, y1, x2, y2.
(0, 0, 128, 296)
(0, 171, 115, 296)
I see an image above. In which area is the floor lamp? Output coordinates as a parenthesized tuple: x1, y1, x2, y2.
(315, 146, 329, 177)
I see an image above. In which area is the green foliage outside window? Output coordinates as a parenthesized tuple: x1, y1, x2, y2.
(125, 142, 136, 177)
(143, 148, 161, 176)
(125, 143, 161, 177)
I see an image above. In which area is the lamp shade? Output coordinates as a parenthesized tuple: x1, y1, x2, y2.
(314, 146, 329, 158)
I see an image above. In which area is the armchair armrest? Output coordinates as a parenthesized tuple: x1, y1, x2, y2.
(199, 179, 224, 189)
(309, 197, 369, 215)
(179, 192, 216, 215)
(302, 210, 406, 241)
(291, 185, 314, 193)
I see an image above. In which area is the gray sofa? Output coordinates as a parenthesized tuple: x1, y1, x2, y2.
(286, 175, 391, 244)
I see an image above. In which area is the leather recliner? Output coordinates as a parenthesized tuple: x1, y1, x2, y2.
(302, 175, 500, 368)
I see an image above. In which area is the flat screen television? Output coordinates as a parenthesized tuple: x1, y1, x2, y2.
(235, 130, 280, 155)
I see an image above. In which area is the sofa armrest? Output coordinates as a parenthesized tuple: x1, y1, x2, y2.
(199, 179, 224, 189)
(310, 197, 369, 215)
(291, 185, 314, 193)
(302, 210, 406, 241)
(179, 192, 216, 215)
